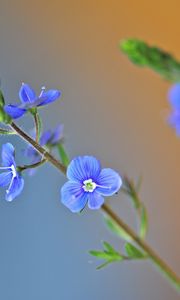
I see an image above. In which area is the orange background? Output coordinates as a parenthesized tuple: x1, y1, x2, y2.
(0, 1, 179, 299)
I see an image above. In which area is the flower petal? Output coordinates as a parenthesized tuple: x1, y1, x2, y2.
(40, 130, 52, 146)
(96, 168, 122, 196)
(168, 112, 180, 136)
(0, 172, 12, 187)
(4, 104, 26, 119)
(168, 84, 180, 110)
(6, 175, 24, 202)
(24, 145, 38, 158)
(67, 156, 101, 182)
(37, 90, 61, 106)
(61, 181, 88, 212)
(19, 83, 36, 103)
(50, 124, 64, 144)
(1, 143, 15, 167)
(88, 191, 104, 209)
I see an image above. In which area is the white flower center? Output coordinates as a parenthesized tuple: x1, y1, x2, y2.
(82, 179, 97, 193)
(11, 164, 17, 178)
(6, 164, 17, 194)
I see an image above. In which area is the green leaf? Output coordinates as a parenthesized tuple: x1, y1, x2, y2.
(0, 107, 12, 124)
(120, 38, 180, 82)
(57, 143, 70, 167)
(96, 260, 114, 270)
(104, 215, 132, 241)
(0, 128, 15, 135)
(125, 243, 146, 259)
(0, 90, 5, 106)
(89, 242, 124, 270)
(122, 176, 141, 209)
(121, 176, 148, 239)
(103, 241, 115, 253)
(90, 241, 123, 261)
(103, 241, 123, 260)
(89, 250, 113, 260)
(139, 205, 148, 239)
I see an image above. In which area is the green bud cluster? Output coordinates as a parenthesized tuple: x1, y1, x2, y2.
(120, 39, 180, 82)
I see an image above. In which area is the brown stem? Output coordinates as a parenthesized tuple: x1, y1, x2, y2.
(10, 121, 180, 292)
(102, 204, 180, 291)
(10, 122, 66, 174)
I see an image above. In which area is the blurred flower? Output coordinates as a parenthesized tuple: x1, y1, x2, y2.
(61, 155, 122, 212)
(0, 143, 24, 201)
(4, 83, 61, 119)
(25, 124, 64, 175)
(168, 84, 180, 136)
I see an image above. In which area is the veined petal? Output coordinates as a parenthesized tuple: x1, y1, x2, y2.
(6, 175, 24, 202)
(67, 156, 101, 182)
(50, 124, 64, 144)
(1, 143, 15, 167)
(0, 172, 12, 187)
(61, 181, 88, 212)
(168, 84, 180, 110)
(96, 168, 122, 196)
(4, 104, 26, 119)
(19, 83, 36, 103)
(88, 191, 104, 209)
(37, 90, 61, 106)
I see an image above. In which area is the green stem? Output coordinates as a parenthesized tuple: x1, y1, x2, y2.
(102, 204, 180, 292)
(10, 121, 180, 292)
(33, 112, 42, 143)
(17, 159, 47, 172)
(34, 113, 40, 143)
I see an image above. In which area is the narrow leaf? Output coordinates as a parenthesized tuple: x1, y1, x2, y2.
(0, 128, 15, 135)
(122, 176, 141, 209)
(57, 143, 70, 167)
(104, 215, 132, 241)
(139, 205, 148, 239)
(89, 250, 112, 260)
(96, 260, 114, 270)
(0, 90, 5, 106)
(125, 243, 146, 259)
(103, 241, 115, 253)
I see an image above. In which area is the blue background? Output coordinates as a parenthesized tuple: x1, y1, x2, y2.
(0, 1, 179, 299)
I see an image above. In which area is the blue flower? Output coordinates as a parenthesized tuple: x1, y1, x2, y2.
(61, 156, 122, 212)
(168, 84, 180, 136)
(25, 124, 64, 175)
(4, 83, 62, 119)
(0, 143, 24, 201)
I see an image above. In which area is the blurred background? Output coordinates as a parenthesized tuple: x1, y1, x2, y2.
(0, 0, 180, 299)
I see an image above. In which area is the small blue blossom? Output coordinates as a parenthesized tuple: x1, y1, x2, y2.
(4, 83, 62, 119)
(25, 124, 64, 175)
(61, 156, 122, 212)
(168, 84, 180, 136)
(0, 143, 24, 201)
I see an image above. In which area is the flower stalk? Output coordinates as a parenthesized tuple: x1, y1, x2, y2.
(9, 121, 180, 292)
(10, 122, 66, 174)
(17, 158, 47, 172)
